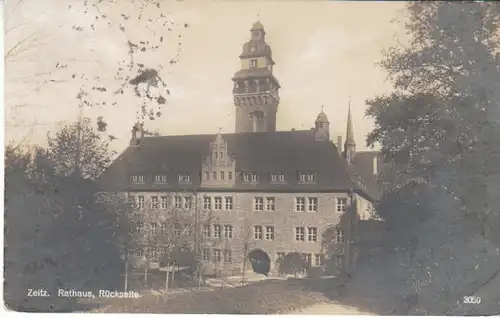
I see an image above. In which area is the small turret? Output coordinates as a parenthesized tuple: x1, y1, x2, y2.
(314, 105, 330, 142)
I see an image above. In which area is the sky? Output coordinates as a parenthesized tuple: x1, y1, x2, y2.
(5, 0, 407, 153)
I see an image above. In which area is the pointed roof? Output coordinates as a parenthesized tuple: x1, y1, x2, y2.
(251, 21, 265, 31)
(315, 106, 329, 123)
(345, 99, 356, 147)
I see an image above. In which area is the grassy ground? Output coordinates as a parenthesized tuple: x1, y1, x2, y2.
(88, 278, 339, 314)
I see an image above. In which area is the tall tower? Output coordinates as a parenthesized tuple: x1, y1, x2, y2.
(344, 99, 356, 164)
(232, 21, 280, 133)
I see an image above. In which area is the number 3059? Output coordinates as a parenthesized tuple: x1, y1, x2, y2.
(463, 296, 481, 304)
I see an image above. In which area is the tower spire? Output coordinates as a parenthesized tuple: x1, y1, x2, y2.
(344, 96, 356, 164)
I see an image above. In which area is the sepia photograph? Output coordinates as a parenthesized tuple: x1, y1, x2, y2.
(4, 0, 500, 315)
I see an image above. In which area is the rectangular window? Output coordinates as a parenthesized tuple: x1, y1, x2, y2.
(307, 227, 318, 242)
(251, 173, 258, 182)
(295, 227, 305, 241)
(184, 196, 192, 209)
(271, 173, 285, 183)
(154, 175, 167, 184)
(203, 224, 210, 238)
(203, 197, 212, 210)
(228, 171, 233, 180)
(336, 228, 345, 243)
(137, 221, 144, 233)
(254, 226, 263, 240)
(220, 171, 225, 180)
(313, 254, 323, 267)
(178, 174, 191, 183)
(213, 224, 221, 238)
(150, 223, 157, 235)
(337, 198, 347, 212)
(250, 59, 257, 68)
(174, 196, 182, 208)
(224, 225, 233, 239)
(265, 226, 274, 240)
(243, 173, 250, 182)
(295, 197, 305, 212)
(132, 175, 145, 184)
(161, 196, 168, 209)
(254, 197, 263, 211)
(160, 222, 167, 232)
(138, 196, 145, 209)
(307, 197, 318, 212)
(213, 249, 222, 263)
(307, 173, 316, 182)
(212, 171, 217, 180)
(224, 250, 232, 263)
(225, 197, 233, 210)
(204, 172, 209, 180)
(299, 173, 306, 183)
(214, 197, 222, 210)
(202, 249, 210, 262)
(151, 196, 158, 208)
(265, 197, 275, 211)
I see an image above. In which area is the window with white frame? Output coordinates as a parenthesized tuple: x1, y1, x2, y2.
(137, 196, 145, 209)
(228, 171, 233, 180)
(254, 226, 263, 240)
(313, 254, 323, 267)
(224, 225, 233, 239)
(243, 173, 250, 182)
(224, 250, 232, 263)
(225, 197, 233, 210)
(154, 175, 167, 184)
(307, 197, 318, 212)
(214, 197, 222, 210)
(307, 173, 316, 182)
(307, 227, 318, 242)
(295, 227, 305, 241)
(265, 226, 274, 240)
(150, 223, 157, 235)
(174, 196, 182, 208)
(213, 249, 222, 263)
(254, 197, 263, 211)
(202, 249, 210, 262)
(203, 197, 211, 210)
(184, 196, 192, 209)
(336, 228, 345, 243)
(220, 171, 225, 180)
(249, 59, 257, 68)
(213, 224, 221, 238)
(212, 171, 217, 180)
(299, 173, 306, 183)
(302, 253, 312, 266)
(161, 196, 168, 209)
(295, 197, 305, 212)
(265, 197, 275, 211)
(251, 173, 258, 182)
(203, 224, 210, 238)
(137, 221, 144, 233)
(271, 173, 285, 183)
(132, 175, 145, 184)
(151, 196, 158, 208)
(337, 198, 347, 212)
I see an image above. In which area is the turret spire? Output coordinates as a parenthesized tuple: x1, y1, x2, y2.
(344, 96, 356, 164)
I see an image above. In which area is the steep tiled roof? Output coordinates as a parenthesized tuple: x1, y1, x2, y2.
(351, 151, 384, 200)
(98, 130, 375, 199)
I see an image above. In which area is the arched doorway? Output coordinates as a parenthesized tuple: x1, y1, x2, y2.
(248, 249, 271, 275)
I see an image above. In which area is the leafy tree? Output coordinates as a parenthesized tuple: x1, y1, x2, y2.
(47, 117, 111, 180)
(277, 252, 309, 279)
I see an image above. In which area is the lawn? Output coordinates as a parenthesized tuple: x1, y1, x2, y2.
(92, 278, 339, 314)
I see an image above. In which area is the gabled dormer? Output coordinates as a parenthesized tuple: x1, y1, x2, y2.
(201, 132, 236, 188)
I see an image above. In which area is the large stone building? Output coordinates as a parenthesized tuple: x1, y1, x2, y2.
(99, 22, 382, 276)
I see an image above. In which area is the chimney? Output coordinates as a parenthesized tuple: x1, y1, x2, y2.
(336, 136, 342, 155)
(291, 128, 296, 131)
(373, 156, 378, 175)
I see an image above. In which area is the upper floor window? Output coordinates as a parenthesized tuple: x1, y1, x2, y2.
(220, 171, 225, 180)
(204, 172, 209, 180)
(295, 227, 305, 241)
(337, 198, 348, 212)
(178, 174, 191, 183)
(224, 225, 233, 239)
(213, 224, 222, 238)
(307, 197, 318, 212)
(213, 249, 222, 263)
(150, 223, 157, 235)
(132, 175, 145, 184)
(224, 250, 232, 263)
(270, 173, 286, 183)
(137, 196, 145, 209)
(174, 196, 182, 209)
(203, 197, 211, 210)
(295, 197, 305, 212)
(249, 59, 258, 68)
(299, 172, 316, 183)
(214, 197, 222, 210)
(254, 197, 263, 211)
(154, 175, 167, 184)
(307, 227, 318, 242)
(228, 171, 233, 180)
(336, 228, 345, 243)
(225, 197, 233, 210)
(150, 196, 158, 208)
(203, 224, 211, 238)
(212, 171, 217, 180)
(202, 248, 210, 262)
(265, 197, 275, 211)
(161, 196, 168, 209)
(184, 196, 192, 209)
(243, 172, 258, 183)
(254, 226, 263, 240)
(265, 226, 275, 240)
(137, 221, 144, 233)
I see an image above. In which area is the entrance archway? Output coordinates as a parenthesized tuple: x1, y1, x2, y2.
(248, 249, 271, 275)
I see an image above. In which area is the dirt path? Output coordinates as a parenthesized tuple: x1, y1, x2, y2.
(288, 302, 376, 315)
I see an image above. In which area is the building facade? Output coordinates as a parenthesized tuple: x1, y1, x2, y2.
(99, 22, 382, 276)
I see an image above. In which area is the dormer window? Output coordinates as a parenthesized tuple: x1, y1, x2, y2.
(154, 175, 167, 184)
(178, 174, 191, 183)
(131, 175, 145, 184)
(243, 172, 258, 183)
(299, 172, 316, 184)
(270, 173, 286, 183)
(249, 59, 257, 68)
